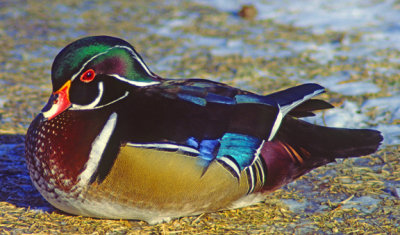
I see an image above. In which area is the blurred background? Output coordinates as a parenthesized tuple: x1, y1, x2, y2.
(0, 0, 399, 233)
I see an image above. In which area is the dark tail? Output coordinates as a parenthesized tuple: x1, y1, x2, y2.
(259, 117, 383, 191)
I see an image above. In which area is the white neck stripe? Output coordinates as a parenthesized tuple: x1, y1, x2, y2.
(74, 112, 118, 188)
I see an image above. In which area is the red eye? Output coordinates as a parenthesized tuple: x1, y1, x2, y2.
(80, 69, 96, 83)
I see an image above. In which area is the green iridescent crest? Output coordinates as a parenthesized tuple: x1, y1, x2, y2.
(89, 47, 154, 82)
(51, 36, 156, 91)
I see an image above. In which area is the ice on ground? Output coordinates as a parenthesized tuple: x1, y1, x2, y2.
(311, 73, 350, 87)
(328, 81, 380, 96)
(362, 96, 400, 143)
(305, 101, 369, 129)
(342, 196, 381, 213)
(373, 124, 400, 146)
(363, 95, 400, 119)
(310, 73, 380, 95)
(282, 199, 308, 212)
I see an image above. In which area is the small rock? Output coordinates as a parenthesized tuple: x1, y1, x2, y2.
(238, 5, 257, 20)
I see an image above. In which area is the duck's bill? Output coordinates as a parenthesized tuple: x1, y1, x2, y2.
(41, 80, 71, 120)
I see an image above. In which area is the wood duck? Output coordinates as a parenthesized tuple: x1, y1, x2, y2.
(25, 36, 383, 224)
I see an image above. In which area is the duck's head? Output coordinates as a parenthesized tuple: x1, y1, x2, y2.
(42, 35, 160, 120)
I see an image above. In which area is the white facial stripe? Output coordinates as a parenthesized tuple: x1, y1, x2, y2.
(71, 44, 156, 82)
(114, 45, 155, 78)
(70, 82, 104, 110)
(109, 74, 160, 87)
(127, 142, 200, 155)
(75, 112, 118, 187)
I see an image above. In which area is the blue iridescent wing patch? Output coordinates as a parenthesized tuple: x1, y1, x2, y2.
(216, 133, 261, 169)
(216, 133, 263, 178)
(187, 133, 263, 178)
